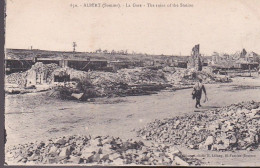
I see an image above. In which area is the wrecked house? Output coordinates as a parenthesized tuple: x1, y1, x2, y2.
(212, 54, 231, 64)
(25, 62, 60, 86)
(246, 52, 260, 63)
(187, 44, 203, 71)
(209, 49, 260, 70)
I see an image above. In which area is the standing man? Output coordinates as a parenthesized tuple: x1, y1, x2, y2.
(192, 78, 207, 108)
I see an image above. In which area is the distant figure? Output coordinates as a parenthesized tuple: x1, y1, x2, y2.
(192, 79, 207, 108)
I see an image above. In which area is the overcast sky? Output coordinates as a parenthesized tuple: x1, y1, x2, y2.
(5, 0, 260, 55)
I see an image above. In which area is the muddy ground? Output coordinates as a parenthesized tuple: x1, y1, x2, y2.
(5, 76, 260, 166)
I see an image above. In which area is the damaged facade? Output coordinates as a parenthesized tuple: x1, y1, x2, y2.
(209, 48, 260, 70)
(187, 44, 203, 71)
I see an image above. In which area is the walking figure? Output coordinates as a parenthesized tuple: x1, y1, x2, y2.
(192, 79, 208, 108)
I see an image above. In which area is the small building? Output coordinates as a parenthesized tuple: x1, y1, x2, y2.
(25, 62, 57, 86)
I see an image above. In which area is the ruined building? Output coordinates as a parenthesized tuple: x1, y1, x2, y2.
(188, 44, 202, 71)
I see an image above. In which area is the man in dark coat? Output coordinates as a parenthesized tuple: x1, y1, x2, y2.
(193, 78, 207, 108)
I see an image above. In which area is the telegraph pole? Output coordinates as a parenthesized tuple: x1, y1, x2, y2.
(73, 42, 77, 53)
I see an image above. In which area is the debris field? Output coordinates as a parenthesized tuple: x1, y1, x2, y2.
(5, 62, 231, 99)
(5, 135, 201, 166)
(137, 101, 260, 151)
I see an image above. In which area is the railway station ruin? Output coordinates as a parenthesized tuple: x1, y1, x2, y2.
(188, 44, 203, 71)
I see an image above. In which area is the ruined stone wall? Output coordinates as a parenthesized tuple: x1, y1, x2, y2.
(188, 44, 202, 71)
(240, 49, 247, 58)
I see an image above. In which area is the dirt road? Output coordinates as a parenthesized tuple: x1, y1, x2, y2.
(5, 77, 260, 165)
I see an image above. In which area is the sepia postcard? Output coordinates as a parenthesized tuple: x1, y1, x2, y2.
(4, 0, 260, 166)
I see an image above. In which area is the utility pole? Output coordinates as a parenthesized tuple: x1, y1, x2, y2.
(73, 42, 77, 53)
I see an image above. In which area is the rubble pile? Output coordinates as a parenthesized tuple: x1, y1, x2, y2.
(5, 135, 200, 165)
(6, 63, 231, 88)
(6, 64, 231, 98)
(73, 68, 169, 98)
(5, 71, 28, 87)
(87, 68, 167, 87)
(88, 71, 125, 88)
(137, 101, 260, 151)
(51, 67, 87, 81)
(117, 68, 167, 85)
(5, 62, 60, 87)
(86, 67, 230, 92)
(165, 68, 231, 85)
